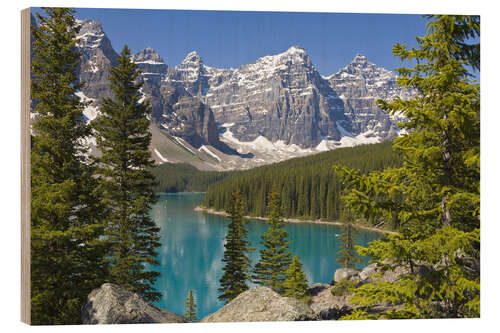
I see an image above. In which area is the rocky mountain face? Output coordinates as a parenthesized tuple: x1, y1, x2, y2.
(132, 47, 168, 85)
(201, 46, 347, 148)
(159, 92, 221, 148)
(76, 19, 118, 102)
(32, 17, 416, 170)
(74, 20, 222, 150)
(327, 54, 416, 139)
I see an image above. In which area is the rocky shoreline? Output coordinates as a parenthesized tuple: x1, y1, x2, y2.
(194, 206, 398, 235)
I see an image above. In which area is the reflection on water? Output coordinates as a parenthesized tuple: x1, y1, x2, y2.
(148, 193, 381, 320)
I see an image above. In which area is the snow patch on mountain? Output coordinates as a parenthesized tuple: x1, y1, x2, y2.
(154, 148, 169, 163)
(199, 145, 221, 162)
(220, 123, 315, 156)
(173, 136, 196, 154)
(75, 91, 99, 122)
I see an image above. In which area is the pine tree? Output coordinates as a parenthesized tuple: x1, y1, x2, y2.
(336, 222, 362, 269)
(93, 45, 161, 302)
(283, 255, 309, 301)
(218, 191, 253, 302)
(334, 15, 480, 319)
(252, 187, 292, 294)
(184, 289, 197, 322)
(30, 8, 108, 325)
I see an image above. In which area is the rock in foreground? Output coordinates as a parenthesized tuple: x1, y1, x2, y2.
(201, 286, 317, 322)
(82, 283, 186, 324)
(333, 268, 360, 283)
(308, 283, 354, 320)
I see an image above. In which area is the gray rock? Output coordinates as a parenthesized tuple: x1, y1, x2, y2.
(168, 96, 220, 148)
(359, 263, 380, 282)
(81, 283, 186, 324)
(333, 268, 360, 283)
(307, 283, 354, 320)
(200, 286, 317, 322)
(153, 84, 221, 148)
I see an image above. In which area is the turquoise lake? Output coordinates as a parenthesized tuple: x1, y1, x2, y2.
(149, 192, 382, 320)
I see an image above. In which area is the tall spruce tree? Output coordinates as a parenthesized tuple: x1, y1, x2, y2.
(30, 8, 107, 325)
(334, 15, 480, 319)
(93, 45, 161, 301)
(218, 191, 253, 303)
(336, 223, 362, 269)
(184, 289, 197, 322)
(252, 187, 292, 294)
(283, 255, 309, 301)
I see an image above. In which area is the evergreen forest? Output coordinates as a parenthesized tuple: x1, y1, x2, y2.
(202, 142, 402, 224)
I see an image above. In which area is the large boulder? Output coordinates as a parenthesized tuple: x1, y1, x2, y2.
(307, 283, 354, 320)
(82, 283, 186, 324)
(333, 268, 360, 283)
(200, 286, 317, 322)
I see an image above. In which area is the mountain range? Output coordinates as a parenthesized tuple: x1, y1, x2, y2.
(32, 16, 416, 170)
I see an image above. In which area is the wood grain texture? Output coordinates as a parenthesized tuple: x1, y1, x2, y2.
(20, 7, 31, 325)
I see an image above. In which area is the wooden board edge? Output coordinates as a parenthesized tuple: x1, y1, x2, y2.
(20, 7, 31, 325)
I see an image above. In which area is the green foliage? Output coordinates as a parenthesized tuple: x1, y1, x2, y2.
(150, 163, 235, 193)
(252, 188, 292, 294)
(283, 255, 309, 302)
(184, 289, 197, 322)
(331, 279, 358, 297)
(335, 15, 480, 319)
(203, 142, 402, 224)
(343, 227, 479, 319)
(30, 8, 108, 325)
(218, 191, 254, 303)
(336, 223, 362, 269)
(92, 45, 161, 302)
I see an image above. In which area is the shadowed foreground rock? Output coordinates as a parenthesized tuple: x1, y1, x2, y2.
(82, 283, 186, 324)
(308, 283, 354, 320)
(201, 286, 317, 322)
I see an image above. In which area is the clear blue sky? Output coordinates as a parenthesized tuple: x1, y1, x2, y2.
(39, 8, 430, 75)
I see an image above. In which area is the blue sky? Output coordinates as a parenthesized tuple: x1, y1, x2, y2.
(40, 8, 430, 75)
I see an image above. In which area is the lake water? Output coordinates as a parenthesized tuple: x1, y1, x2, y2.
(149, 192, 382, 320)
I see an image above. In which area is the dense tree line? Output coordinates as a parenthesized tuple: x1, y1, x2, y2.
(150, 163, 236, 193)
(202, 142, 402, 223)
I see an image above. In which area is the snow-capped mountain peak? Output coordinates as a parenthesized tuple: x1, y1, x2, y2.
(47, 17, 417, 170)
(133, 47, 166, 65)
(352, 53, 368, 64)
(76, 19, 107, 51)
(181, 51, 203, 66)
(132, 47, 168, 84)
(251, 45, 313, 71)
